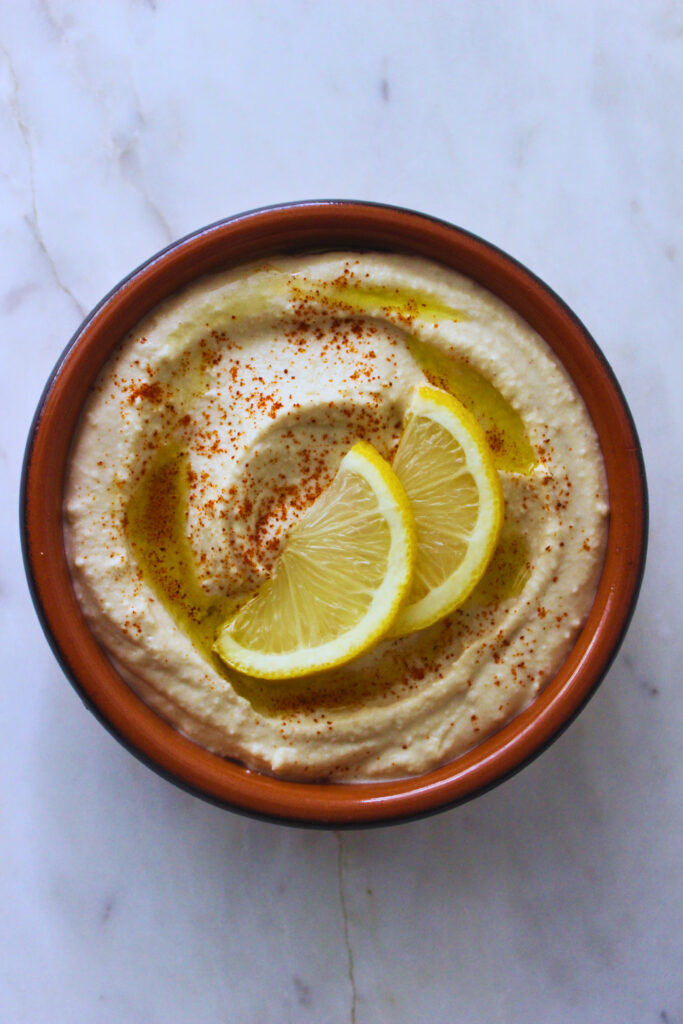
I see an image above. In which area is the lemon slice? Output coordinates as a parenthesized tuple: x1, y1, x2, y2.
(214, 441, 416, 679)
(390, 385, 504, 636)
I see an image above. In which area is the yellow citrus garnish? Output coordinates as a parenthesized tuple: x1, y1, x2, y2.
(214, 441, 416, 679)
(390, 385, 504, 636)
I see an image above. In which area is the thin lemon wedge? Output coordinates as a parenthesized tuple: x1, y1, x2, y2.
(390, 385, 504, 637)
(214, 441, 416, 679)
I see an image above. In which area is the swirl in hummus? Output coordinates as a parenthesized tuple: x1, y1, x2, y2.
(64, 253, 608, 780)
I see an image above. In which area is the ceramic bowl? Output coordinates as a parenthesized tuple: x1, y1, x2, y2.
(21, 201, 647, 826)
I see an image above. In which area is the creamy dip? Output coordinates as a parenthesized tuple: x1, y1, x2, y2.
(64, 253, 608, 780)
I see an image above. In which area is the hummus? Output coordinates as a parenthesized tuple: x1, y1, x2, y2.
(64, 253, 608, 780)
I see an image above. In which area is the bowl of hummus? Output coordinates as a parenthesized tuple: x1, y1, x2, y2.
(21, 201, 647, 826)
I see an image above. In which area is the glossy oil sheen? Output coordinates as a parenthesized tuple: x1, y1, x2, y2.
(125, 444, 234, 664)
(124, 278, 536, 714)
(406, 335, 537, 475)
(469, 526, 531, 605)
(291, 277, 537, 476)
(299, 280, 466, 323)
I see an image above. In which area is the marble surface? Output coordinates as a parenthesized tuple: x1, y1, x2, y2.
(2, 1, 681, 1021)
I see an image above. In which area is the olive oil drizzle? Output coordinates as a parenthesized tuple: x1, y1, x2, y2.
(294, 280, 467, 323)
(124, 278, 537, 714)
(290, 278, 537, 475)
(405, 336, 537, 475)
(125, 444, 233, 660)
(468, 526, 531, 606)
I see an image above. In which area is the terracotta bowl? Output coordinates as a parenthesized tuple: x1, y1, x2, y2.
(21, 201, 647, 827)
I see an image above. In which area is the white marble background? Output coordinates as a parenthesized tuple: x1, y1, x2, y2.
(1, 1, 681, 1021)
